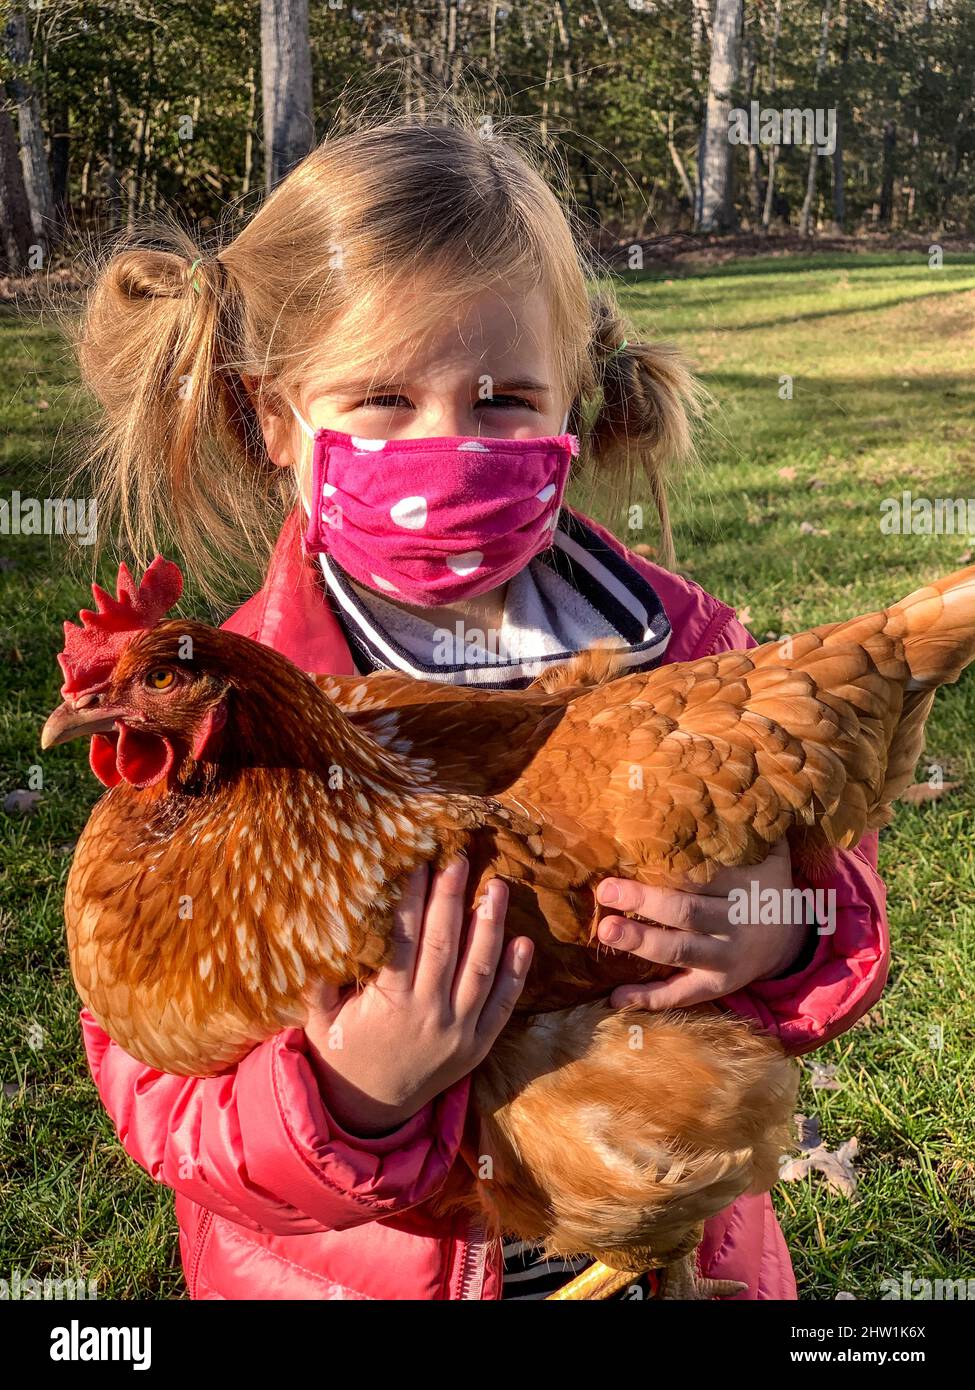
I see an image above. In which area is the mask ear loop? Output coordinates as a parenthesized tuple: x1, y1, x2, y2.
(289, 403, 322, 541)
(290, 402, 317, 438)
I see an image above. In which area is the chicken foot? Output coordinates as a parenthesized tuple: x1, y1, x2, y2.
(658, 1253, 746, 1300)
(546, 1225, 745, 1301)
(546, 1260, 642, 1300)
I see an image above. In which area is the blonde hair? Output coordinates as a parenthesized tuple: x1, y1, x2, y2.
(67, 108, 701, 603)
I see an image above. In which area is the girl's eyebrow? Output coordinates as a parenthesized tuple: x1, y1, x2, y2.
(489, 378, 551, 394)
(321, 376, 552, 397)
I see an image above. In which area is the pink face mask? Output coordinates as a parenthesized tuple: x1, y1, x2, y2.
(292, 407, 578, 606)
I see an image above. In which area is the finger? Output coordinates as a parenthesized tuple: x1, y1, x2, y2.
(473, 936, 533, 1047)
(452, 878, 508, 1017)
(375, 864, 429, 990)
(610, 972, 729, 1010)
(595, 879, 731, 935)
(413, 855, 470, 999)
(596, 916, 729, 970)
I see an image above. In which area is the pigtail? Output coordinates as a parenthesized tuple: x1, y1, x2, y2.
(582, 291, 705, 570)
(67, 225, 283, 604)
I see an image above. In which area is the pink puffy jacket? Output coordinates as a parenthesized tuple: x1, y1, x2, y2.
(79, 511, 890, 1300)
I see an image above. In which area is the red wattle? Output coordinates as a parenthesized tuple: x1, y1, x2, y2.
(116, 724, 174, 788)
(89, 732, 122, 788)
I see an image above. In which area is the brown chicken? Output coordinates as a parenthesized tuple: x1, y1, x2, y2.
(42, 557, 975, 1298)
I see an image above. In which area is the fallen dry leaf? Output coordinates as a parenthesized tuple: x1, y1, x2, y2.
(799, 520, 830, 537)
(777, 466, 797, 481)
(736, 605, 752, 626)
(632, 543, 655, 557)
(805, 1061, 841, 1091)
(779, 1114, 859, 1198)
(958, 549, 972, 564)
(901, 780, 960, 804)
(854, 1008, 885, 1031)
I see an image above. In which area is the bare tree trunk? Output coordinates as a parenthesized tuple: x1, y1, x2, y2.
(696, 0, 742, 233)
(488, 0, 500, 79)
(761, 0, 783, 232)
(741, 17, 764, 225)
(654, 112, 695, 205)
(540, 13, 555, 146)
(242, 64, 257, 196)
(50, 98, 70, 231)
(691, 0, 711, 83)
(831, 112, 845, 231)
(102, 71, 124, 230)
(830, 0, 849, 232)
(554, 0, 599, 219)
(879, 120, 896, 226)
(261, 0, 314, 191)
(127, 31, 155, 234)
(0, 83, 34, 273)
(799, 0, 832, 238)
(4, 4, 56, 252)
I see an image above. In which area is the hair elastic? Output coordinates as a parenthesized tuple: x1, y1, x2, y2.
(188, 258, 204, 293)
(609, 338, 629, 358)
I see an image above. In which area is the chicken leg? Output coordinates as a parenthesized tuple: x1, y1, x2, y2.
(546, 1224, 746, 1301)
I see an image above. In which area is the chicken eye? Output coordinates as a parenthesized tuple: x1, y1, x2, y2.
(147, 668, 175, 690)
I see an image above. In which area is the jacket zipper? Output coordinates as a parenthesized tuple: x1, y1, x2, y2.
(456, 1221, 491, 1300)
(188, 1209, 214, 1298)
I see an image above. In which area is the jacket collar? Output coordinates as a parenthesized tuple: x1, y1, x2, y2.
(223, 506, 730, 678)
(223, 510, 356, 675)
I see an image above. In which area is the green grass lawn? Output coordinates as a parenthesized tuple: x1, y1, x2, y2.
(2, 250, 974, 1299)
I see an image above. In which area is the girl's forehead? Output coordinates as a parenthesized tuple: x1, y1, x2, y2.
(318, 286, 557, 388)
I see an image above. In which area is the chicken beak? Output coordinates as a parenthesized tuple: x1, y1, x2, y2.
(40, 696, 123, 749)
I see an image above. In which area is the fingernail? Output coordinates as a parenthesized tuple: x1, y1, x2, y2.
(476, 892, 493, 921)
(598, 919, 623, 944)
(513, 941, 533, 973)
(597, 880, 619, 904)
(445, 855, 469, 879)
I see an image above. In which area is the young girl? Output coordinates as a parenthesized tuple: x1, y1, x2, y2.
(73, 115, 888, 1300)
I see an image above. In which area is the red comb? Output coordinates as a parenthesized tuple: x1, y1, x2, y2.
(58, 556, 183, 697)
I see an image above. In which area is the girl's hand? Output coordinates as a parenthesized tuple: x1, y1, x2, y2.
(595, 841, 809, 1009)
(303, 857, 532, 1137)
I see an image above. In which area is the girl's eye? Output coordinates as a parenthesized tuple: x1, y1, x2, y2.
(356, 393, 536, 412)
(479, 395, 537, 411)
(359, 394, 412, 410)
(147, 669, 175, 690)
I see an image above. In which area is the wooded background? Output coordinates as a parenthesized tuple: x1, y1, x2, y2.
(1, 1, 974, 273)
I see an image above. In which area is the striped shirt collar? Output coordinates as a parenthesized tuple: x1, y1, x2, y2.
(317, 511, 672, 689)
